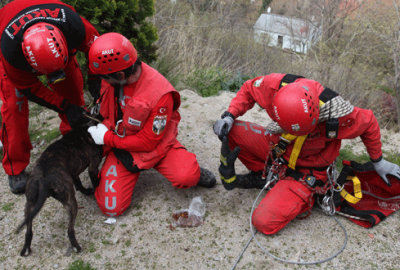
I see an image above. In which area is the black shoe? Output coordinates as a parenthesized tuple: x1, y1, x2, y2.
(8, 170, 28, 194)
(197, 168, 216, 188)
(236, 171, 266, 189)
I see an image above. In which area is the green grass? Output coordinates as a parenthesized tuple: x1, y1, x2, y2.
(88, 242, 96, 253)
(183, 66, 227, 97)
(180, 66, 253, 97)
(29, 104, 45, 118)
(337, 145, 371, 171)
(29, 128, 61, 144)
(67, 260, 96, 270)
(1, 203, 14, 212)
(337, 144, 400, 171)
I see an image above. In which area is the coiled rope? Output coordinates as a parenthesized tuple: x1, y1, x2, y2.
(231, 181, 348, 269)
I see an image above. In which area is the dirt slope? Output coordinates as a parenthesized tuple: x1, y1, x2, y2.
(0, 89, 399, 270)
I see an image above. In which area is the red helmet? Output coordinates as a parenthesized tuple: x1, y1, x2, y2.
(89, 33, 138, 75)
(22, 23, 68, 77)
(272, 83, 319, 135)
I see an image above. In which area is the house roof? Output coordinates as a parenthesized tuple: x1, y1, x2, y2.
(253, 13, 320, 41)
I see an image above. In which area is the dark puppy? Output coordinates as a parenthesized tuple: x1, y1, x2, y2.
(16, 124, 103, 256)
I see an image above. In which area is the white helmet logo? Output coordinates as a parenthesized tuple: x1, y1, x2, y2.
(102, 49, 114, 55)
(301, 99, 309, 113)
(274, 106, 280, 120)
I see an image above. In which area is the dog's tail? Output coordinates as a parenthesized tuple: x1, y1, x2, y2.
(16, 175, 49, 234)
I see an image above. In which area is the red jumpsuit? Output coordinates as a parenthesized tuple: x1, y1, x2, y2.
(0, 0, 99, 176)
(95, 63, 201, 217)
(226, 73, 382, 234)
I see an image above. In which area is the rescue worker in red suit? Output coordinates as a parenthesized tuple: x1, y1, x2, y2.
(86, 33, 216, 217)
(0, 0, 100, 194)
(213, 73, 400, 235)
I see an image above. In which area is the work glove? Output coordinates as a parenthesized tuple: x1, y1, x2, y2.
(213, 111, 235, 141)
(64, 103, 90, 128)
(372, 157, 400, 187)
(219, 135, 241, 190)
(87, 123, 109, 145)
(88, 78, 101, 103)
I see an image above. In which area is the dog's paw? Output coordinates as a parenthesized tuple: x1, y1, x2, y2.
(20, 247, 31, 256)
(71, 244, 82, 253)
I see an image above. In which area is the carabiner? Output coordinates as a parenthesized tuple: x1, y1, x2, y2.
(334, 184, 344, 192)
(115, 120, 126, 138)
(322, 195, 336, 215)
(91, 103, 100, 116)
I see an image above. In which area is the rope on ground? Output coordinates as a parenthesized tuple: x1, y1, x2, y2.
(231, 181, 348, 269)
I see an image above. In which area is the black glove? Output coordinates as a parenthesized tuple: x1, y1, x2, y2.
(113, 148, 142, 173)
(219, 135, 241, 190)
(88, 78, 101, 102)
(64, 103, 90, 128)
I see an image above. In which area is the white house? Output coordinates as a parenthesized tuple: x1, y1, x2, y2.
(253, 12, 321, 54)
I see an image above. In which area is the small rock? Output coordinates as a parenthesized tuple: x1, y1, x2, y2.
(104, 217, 116, 225)
(64, 247, 72, 257)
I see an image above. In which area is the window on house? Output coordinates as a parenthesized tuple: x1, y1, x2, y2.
(278, 35, 283, 48)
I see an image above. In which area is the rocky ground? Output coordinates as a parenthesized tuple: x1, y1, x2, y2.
(0, 89, 400, 270)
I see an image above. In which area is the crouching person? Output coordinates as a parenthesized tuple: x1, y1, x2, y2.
(87, 33, 216, 217)
(214, 73, 400, 234)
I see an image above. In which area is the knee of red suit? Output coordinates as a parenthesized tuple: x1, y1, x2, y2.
(251, 179, 314, 235)
(169, 165, 201, 189)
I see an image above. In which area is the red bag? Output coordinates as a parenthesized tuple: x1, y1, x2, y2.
(335, 160, 400, 228)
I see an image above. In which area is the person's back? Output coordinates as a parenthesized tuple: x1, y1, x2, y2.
(0, 0, 99, 194)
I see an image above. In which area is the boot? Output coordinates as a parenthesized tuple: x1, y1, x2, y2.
(236, 171, 266, 189)
(8, 169, 28, 194)
(196, 168, 216, 188)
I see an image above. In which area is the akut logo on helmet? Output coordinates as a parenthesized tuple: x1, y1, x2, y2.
(102, 49, 114, 55)
(47, 38, 61, 58)
(301, 99, 309, 113)
(25, 46, 37, 66)
(273, 106, 280, 120)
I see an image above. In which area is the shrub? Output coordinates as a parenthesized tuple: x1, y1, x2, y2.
(62, 0, 158, 63)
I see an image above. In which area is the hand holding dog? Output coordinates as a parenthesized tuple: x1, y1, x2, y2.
(88, 123, 108, 145)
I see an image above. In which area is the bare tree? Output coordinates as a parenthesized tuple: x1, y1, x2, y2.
(359, 0, 400, 129)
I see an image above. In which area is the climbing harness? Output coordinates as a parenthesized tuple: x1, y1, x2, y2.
(318, 163, 338, 216)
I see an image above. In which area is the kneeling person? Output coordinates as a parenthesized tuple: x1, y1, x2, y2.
(87, 33, 215, 217)
(214, 73, 400, 234)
